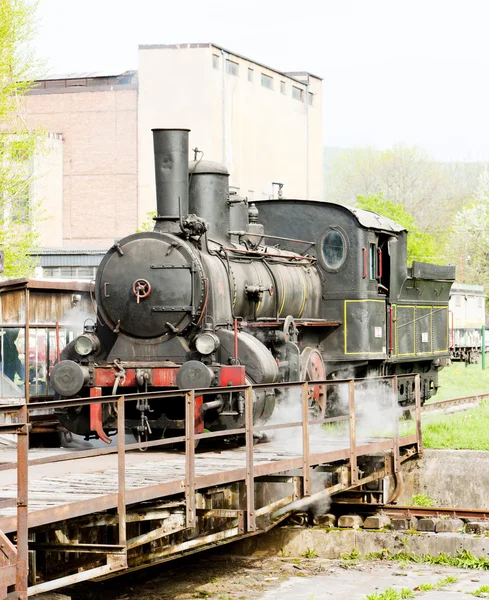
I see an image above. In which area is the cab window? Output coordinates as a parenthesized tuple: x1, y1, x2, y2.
(369, 243, 376, 280)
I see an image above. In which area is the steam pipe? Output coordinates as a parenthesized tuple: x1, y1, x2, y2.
(152, 128, 190, 226)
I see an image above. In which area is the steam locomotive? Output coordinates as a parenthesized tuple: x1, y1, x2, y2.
(51, 129, 456, 443)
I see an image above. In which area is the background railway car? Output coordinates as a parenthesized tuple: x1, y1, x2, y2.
(449, 282, 486, 363)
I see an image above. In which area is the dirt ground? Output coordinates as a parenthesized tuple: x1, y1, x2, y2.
(62, 550, 489, 600)
(64, 551, 320, 600)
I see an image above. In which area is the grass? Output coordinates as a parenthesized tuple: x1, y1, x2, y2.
(366, 548, 489, 570)
(364, 588, 414, 600)
(420, 400, 489, 450)
(472, 585, 489, 597)
(434, 362, 489, 401)
(399, 399, 489, 450)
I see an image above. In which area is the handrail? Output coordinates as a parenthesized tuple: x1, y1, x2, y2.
(0, 373, 422, 598)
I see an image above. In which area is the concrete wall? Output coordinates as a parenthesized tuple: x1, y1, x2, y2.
(399, 449, 489, 509)
(138, 44, 323, 225)
(31, 133, 63, 247)
(25, 85, 138, 247)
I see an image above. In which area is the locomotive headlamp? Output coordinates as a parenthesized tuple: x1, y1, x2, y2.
(74, 333, 100, 357)
(195, 332, 220, 355)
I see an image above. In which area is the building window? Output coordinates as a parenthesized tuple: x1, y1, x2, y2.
(308, 92, 314, 105)
(226, 59, 239, 76)
(11, 193, 30, 223)
(212, 54, 219, 69)
(42, 266, 98, 280)
(261, 73, 273, 90)
(248, 67, 254, 82)
(292, 86, 304, 102)
(280, 81, 286, 95)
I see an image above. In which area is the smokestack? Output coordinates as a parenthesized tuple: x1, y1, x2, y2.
(152, 129, 190, 229)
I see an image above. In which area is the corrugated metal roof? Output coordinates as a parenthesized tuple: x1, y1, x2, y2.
(32, 247, 108, 255)
(35, 70, 136, 81)
(0, 278, 91, 293)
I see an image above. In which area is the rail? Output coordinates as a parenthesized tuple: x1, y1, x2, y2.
(384, 505, 489, 520)
(0, 373, 422, 599)
(421, 393, 489, 413)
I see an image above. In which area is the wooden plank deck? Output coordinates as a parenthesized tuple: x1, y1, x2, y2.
(0, 433, 415, 534)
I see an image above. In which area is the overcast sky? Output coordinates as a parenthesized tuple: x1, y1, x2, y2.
(34, 0, 489, 162)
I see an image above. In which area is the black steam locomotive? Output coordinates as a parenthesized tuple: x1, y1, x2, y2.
(51, 129, 455, 443)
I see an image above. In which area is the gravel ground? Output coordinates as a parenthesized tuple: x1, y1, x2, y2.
(61, 551, 489, 600)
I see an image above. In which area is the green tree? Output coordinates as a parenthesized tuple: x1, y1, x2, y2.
(325, 144, 482, 232)
(0, 0, 43, 278)
(449, 168, 489, 287)
(356, 193, 442, 265)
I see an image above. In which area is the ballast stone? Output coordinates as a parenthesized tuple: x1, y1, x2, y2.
(312, 513, 337, 527)
(363, 514, 391, 529)
(466, 521, 489, 534)
(391, 516, 419, 531)
(338, 515, 364, 529)
(434, 518, 464, 533)
(417, 518, 439, 532)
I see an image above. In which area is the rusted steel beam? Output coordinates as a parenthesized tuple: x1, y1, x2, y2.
(27, 557, 126, 597)
(301, 382, 311, 496)
(126, 524, 187, 550)
(185, 390, 196, 528)
(24, 372, 424, 412)
(117, 396, 126, 551)
(255, 494, 296, 518)
(391, 375, 401, 473)
(348, 380, 358, 485)
(29, 543, 125, 554)
(244, 386, 256, 532)
(414, 374, 423, 451)
(16, 403, 28, 600)
(196, 508, 244, 518)
(384, 505, 489, 519)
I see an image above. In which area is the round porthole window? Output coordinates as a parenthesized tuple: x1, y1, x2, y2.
(321, 229, 347, 270)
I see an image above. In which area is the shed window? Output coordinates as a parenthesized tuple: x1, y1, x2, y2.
(321, 229, 347, 270)
(280, 81, 286, 94)
(308, 92, 314, 105)
(261, 73, 273, 90)
(248, 67, 254, 82)
(212, 54, 219, 69)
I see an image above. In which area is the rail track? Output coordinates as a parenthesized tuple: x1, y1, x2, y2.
(420, 392, 489, 413)
(383, 504, 489, 520)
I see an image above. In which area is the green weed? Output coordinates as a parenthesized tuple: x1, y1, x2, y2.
(437, 575, 459, 587)
(302, 547, 317, 559)
(367, 548, 489, 570)
(411, 494, 435, 507)
(417, 583, 434, 591)
(472, 585, 489, 597)
(364, 588, 415, 600)
(341, 547, 361, 561)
